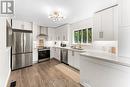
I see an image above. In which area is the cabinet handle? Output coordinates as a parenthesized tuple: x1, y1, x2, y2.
(99, 31, 103, 38)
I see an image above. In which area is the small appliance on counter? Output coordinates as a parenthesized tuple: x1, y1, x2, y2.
(38, 47, 50, 62)
(61, 43, 66, 47)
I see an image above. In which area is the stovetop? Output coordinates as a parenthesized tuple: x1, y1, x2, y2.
(38, 47, 50, 51)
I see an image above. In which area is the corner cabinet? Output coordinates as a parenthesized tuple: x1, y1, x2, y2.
(93, 5, 118, 41)
(12, 20, 32, 30)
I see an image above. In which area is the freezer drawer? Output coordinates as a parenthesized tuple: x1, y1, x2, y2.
(12, 53, 32, 70)
(24, 53, 32, 66)
(12, 54, 25, 70)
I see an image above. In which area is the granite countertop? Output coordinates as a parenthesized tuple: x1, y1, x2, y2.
(80, 50, 130, 67)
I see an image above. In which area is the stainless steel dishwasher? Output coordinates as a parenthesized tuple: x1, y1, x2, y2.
(61, 49, 68, 64)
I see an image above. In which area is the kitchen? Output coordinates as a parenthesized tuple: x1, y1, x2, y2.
(0, 0, 130, 87)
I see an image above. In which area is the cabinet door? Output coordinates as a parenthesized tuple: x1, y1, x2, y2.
(101, 8, 114, 40)
(93, 12, 102, 41)
(48, 28, 51, 41)
(119, 0, 130, 26)
(12, 20, 24, 29)
(68, 50, 74, 66)
(113, 6, 118, 40)
(62, 28, 68, 41)
(57, 48, 61, 61)
(54, 48, 57, 58)
(24, 22, 32, 30)
(54, 48, 61, 61)
(74, 52, 80, 69)
(50, 47, 54, 58)
(55, 29, 58, 41)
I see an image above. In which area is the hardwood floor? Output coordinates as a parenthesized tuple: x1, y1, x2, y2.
(8, 59, 82, 87)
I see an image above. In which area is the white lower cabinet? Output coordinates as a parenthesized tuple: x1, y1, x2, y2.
(68, 50, 80, 70)
(68, 50, 74, 66)
(50, 47, 54, 59)
(80, 56, 130, 87)
(74, 52, 80, 69)
(52, 48, 61, 61)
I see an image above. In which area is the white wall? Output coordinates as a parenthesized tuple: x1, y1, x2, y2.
(0, 18, 11, 87)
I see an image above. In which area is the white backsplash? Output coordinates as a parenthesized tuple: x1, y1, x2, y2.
(92, 41, 118, 54)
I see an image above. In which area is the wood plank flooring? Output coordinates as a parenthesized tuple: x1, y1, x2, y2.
(7, 59, 82, 87)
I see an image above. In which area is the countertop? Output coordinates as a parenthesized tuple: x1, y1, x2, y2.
(52, 46, 86, 52)
(80, 50, 130, 67)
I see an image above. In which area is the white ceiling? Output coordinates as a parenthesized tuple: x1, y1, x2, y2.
(13, 0, 117, 27)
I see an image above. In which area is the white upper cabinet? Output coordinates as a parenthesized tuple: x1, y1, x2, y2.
(101, 8, 114, 41)
(93, 12, 102, 40)
(12, 20, 32, 30)
(24, 22, 32, 30)
(12, 20, 24, 29)
(119, 0, 130, 27)
(93, 6, 118, 41)
(55, 24, 70, 41)
(48, 28, 55, 41)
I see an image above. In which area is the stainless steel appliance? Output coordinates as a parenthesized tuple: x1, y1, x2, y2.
(12, 30, 32, 70)
(61, 49, 68, 64)
(38, 48, 50, 62)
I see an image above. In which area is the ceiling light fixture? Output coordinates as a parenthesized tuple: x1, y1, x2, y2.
(48, 10, 64, 22)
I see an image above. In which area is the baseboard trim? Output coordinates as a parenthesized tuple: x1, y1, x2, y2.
(5, 69, 11, 87)
(33, 61, 38, 64)
(53, 58, 61, 62)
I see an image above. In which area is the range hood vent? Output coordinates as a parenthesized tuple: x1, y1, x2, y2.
(38, 26, 48, 37)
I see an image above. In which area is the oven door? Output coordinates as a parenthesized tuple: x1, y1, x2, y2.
(38, 50, 50, 62)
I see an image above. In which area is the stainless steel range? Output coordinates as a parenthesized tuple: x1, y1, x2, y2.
(38, 47, 50, 62)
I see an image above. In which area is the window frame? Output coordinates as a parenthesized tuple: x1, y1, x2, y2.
(73, 28, 93, 45)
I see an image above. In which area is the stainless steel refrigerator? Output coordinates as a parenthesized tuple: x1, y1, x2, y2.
(12, 30, 32, 70)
